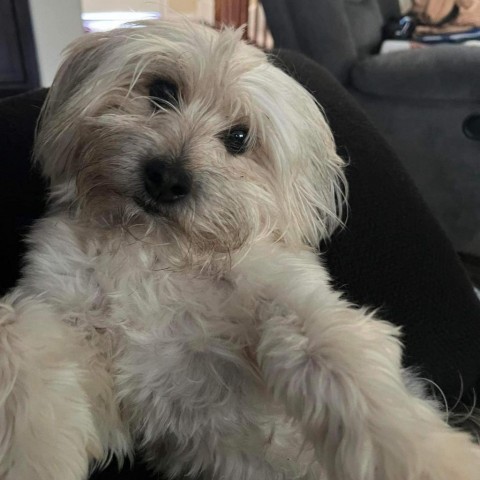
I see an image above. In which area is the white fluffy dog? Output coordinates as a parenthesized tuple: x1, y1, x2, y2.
(0, 20, 479, 480)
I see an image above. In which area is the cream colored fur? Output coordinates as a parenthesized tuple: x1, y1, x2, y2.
(1, 20, 479, 480)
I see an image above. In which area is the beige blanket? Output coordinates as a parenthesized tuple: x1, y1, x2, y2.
(413, 0, 480, 33)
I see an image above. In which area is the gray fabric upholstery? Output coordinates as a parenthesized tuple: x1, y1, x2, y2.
(353, 91, 480, 256)
(262, 0, 357, 82)
(352, 45, 480, 101)
(344, 0, 384, 57)
(377, 0, 401, 20)
(262, 0, 386, 79)
(262, 0, 480, 257)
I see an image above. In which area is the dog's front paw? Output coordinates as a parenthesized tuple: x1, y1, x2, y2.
(380, 429, 480, 480)
(417, 431, 480, 480)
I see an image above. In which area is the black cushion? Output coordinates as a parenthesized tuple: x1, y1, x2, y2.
(0, 88, 47, 293)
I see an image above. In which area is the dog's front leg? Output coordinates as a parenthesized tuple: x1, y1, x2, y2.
(0, 294, 130, 480)
(233, 243, 480, 480)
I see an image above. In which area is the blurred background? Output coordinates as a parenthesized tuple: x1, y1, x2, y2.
(1, 0, 479, 284)
(1, 0, 273, 90)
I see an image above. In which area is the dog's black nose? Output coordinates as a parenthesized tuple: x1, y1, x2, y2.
(143, 159, 192, 204)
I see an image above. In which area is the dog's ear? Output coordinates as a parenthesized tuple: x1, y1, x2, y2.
(287, 79, 347, 246)
(249, 62, 347, 248)
(47, 32, 112, 109)
(35, 32, 112, 183)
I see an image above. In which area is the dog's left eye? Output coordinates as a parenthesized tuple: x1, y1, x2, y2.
(149, 79, 178, 110)
(223, 127, 249, 155)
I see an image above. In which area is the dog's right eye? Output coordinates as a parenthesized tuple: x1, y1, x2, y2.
(149, 79, 178, 110)
(223, 127, 250, 155)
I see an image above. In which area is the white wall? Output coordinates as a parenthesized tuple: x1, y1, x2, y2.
(81, 0, 213, 22)
(28, 0, 84, 86)
(82, 0, 166, 13)
(195, 0, 214, 24)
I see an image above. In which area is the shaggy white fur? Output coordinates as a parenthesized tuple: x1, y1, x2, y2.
(1, 20, 479, 480)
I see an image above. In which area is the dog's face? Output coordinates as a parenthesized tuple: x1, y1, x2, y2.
(36, 21, 345, 262)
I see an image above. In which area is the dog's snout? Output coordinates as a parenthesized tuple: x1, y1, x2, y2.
(143, 159, 192, 204)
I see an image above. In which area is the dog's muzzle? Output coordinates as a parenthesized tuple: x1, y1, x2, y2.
(143, 158, 192, 204)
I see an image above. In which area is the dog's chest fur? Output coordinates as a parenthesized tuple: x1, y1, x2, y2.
(21, 215, 271, 442)
(23, 214, 256, 332)
(102, 248, 266, 446)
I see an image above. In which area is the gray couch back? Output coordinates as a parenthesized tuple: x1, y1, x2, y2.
(345, 0, 384, 56)
(263, 0, 400, 83)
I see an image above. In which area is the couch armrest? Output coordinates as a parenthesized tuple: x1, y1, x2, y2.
(351, 45, 480, 102)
